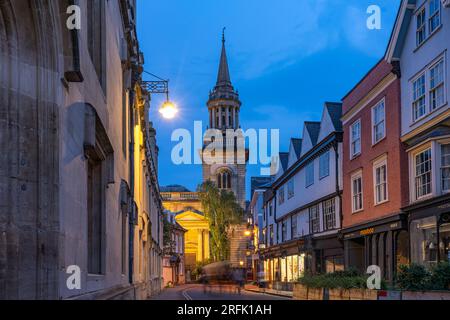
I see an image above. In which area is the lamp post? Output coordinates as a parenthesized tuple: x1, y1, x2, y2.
(142, 71, 178, 119)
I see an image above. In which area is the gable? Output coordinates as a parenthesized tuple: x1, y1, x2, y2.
(317, 108, 334, 142)
(288, 138, 302, 167)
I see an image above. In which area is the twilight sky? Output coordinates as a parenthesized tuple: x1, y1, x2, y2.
(136, 0, 401, 199)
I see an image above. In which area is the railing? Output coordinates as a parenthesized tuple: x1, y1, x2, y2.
(161, 192, 200, 201)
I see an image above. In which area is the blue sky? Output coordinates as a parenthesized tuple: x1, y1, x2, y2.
(136, 0, 401, 198)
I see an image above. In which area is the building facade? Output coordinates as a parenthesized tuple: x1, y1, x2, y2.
(161, 188, 210, 280)
(162, 211, 186, 287)
(0, 0, 163, 299)
(386, 0, 450, 267)
(259, 103, 344, 289)
(341, 60, 409, 281)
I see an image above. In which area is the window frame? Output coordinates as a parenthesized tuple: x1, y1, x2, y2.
(373, 157, 389, 205)
(305, 162, 315, 188)
(414, 147, 433, 200)
(441, 143, 450, 193)
(429, 59, 445, 111)
(319, 151, 330, 179)
(287, 178, 295, 199)
(322, 198, 336, 231)
(416, 7, 426, 47)
(428, 0, 441, 35)
(372, 98, 386, 145)
(309, 205, 320, 234)
(351, 171, 363, 213)
(278, 185, 285, 205)
(412, 72, 427, 122)
(350, 119, 362, 159)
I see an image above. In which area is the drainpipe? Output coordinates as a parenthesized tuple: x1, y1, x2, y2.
(333, 141, 343, 229)
(128, 89, 135, 285)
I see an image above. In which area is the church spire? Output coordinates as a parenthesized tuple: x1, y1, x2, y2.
(216, 27, 231, 86)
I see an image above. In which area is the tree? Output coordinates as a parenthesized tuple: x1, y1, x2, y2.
(163, 215, 176, 255)
(198, 181, 243, 262)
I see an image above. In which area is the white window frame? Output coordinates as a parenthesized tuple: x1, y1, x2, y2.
(319, 151, 330, 179)
(350, 119, 361, 159)
(351, 171, 363, 213)
(373, 157, 388, 205)
(413, 147, 433, 200)
(428, 0, 441, 35)
(429, 59, 445, 111)
(372, 98, 386, 145)
(309, 205, 320, 234)
(416, 7, 426, 47)
(305, 162, 314, 188)
(412, 73, 427, 122)
(440, 142, 450, 193)
(322, 198, 336, 231)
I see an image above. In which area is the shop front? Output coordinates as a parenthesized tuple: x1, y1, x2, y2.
(311, 234, 344, 274)
(405, 194, 450, 268)
(260, 238, 312, 291)
(342, 214, 409, 282)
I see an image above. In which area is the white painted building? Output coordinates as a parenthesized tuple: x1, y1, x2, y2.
(386, 0, 450, 267)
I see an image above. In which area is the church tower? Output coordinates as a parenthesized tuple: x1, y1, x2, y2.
(202, 32, 247, 209)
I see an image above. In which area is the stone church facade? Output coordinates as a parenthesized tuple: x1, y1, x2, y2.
(0, 0, 163, 299)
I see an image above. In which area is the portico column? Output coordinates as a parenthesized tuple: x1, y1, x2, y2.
(218, 108, 222, 128)
(197, 230, 204, 262)
(204, 230, 210, 260)
(232, 107, 236, 129)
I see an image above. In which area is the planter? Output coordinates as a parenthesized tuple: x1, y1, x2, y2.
(293, 284, 308, 300)
(402, 290, 450, 300)
(328, 288, 350, 300)
(308, 287, 324, 300)
(348, 288, 378, 300)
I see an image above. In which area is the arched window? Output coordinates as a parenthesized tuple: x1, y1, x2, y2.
(217, 170, 232, 189)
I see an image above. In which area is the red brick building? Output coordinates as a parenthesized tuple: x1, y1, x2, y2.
(341, 60, 409, 281)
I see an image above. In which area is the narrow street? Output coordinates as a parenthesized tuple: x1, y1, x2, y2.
(151, 284, 290, 301)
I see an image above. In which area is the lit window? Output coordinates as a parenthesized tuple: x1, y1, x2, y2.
(352, 173, 363, 212)
(374, 161, 388, 204)
(441, 144, 450, 192)
(413, 74, 426, 121)
(322, 198, 336, 231)
(291, 215, 298, 239)
(319, 151, 330, 179)
(309, 205, 320, 234)
(305, 162, 314, 187)
(430, 60, 445, 111)
(287, 179, 294, 199)
(372, 100, 386, 144)
(429, 0, 441, 34)
(416, 8, 426, 47)
(415, 148, 432, 199)
(350, 120, 361, 158)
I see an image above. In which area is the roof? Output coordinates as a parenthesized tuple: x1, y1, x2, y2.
(217, 36, 231, 86)
(160, 185, 191, 192)
(279, 152, 289, 172)
(250, 176, 273, 196)
(290, 138, 302, 158)
(325, 102, 343, 132)
(304, 122, 321, 146)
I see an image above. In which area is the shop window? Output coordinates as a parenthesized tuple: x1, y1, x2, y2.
(410, 216, 438, 267)
(439, 222, 450, 262)
(396, 230, 410, 271)
(325, 256, 344, 273)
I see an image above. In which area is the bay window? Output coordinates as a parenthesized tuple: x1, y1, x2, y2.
(415, 148, 432, 199)
(442, 144, 450, 192)
(322, 198, 336, 230)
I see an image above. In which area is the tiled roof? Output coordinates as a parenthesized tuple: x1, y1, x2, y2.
(325, 102, 343, 132)
(304, 122, 321, 146)
(290, 138, 302, 158)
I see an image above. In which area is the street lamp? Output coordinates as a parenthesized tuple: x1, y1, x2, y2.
(142, 71, 178, 119)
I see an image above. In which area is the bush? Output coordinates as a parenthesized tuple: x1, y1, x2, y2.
(429, 262, 450, 291)
(298, 270, 370, 290)
(396, 264, 431, 291)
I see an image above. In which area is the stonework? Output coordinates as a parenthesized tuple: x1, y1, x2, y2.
(0, 0, 163, 300)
